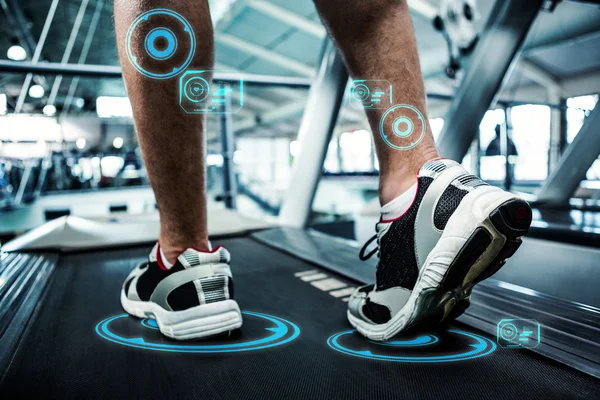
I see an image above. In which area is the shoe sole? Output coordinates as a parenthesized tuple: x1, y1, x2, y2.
(348, 190, 532, 341)
(121, 291, 243, 340)
(441, 200, 530, 324)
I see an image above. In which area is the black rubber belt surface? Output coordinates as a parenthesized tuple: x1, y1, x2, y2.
(1, 238, 598, 400)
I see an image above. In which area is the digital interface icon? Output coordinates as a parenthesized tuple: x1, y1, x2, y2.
(179, 70, 244, 114)
(379, 104, 426, 150)
(497, 319, 540, 349)
(349, 80, 393, 109)
(327, 329, 497, 363)
(126, 8, 196, 80)
(95, 311, 300, 353)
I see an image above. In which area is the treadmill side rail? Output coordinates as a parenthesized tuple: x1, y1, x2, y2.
(0, 252, 57, 377)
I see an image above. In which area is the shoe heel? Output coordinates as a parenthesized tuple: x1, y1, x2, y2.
(474, 199, 531, 283)
(441, 199, 532, 322)
(156, 300, 243, 340)
(490, 198, 532, 239)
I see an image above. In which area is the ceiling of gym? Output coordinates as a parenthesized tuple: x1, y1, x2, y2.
(1, 0, 600, 140)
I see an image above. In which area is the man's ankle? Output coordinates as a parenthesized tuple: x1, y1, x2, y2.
(158, 235, 211, 265)
(378, 151, 439, 205)
(379, 175, 416, 206)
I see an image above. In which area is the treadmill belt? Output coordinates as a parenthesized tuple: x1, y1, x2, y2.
(1, 237, 598, 399)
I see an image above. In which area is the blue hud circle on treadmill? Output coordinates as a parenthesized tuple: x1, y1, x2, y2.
(95, 311, 300, 353)
(126, 8, 196, 80)
(368, 334, 438, 347)
(327, 330, 496, 363)
(140, 318, 159, 330)
(379, 104, 426, 150)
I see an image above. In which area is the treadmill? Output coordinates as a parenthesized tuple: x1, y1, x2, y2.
(0, 213, 599, 399)
(1, 0, 599, 397)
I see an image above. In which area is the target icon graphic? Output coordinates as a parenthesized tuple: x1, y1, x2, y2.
(351, 84, 371, 102)
(184, 76, 211, 103)
(499, 323, 518, 341)
(95, 311, 300, 353)
(327, 329, 496, 363)
(379, 104, 426, 151)
(126, 8, 196, 80)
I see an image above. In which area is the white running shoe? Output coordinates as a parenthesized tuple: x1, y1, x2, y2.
(121, 243, 242, 340)
(348, 159, 532, 341)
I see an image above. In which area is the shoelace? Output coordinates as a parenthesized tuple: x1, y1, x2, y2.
(359, 233, 379, 261)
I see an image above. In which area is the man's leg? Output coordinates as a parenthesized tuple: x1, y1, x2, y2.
(114, 0, 212, 261)
(114, 1, 242, 340)
(314, 0, 439, 204)
(315, 0, 532, 340)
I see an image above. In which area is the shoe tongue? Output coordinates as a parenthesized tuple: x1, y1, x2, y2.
(177, 246, 230, 268)
(418, 159, 461, 177)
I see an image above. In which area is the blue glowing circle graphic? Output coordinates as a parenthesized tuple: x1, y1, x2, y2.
(393, 116, 414, 138)
(140, 318, 159, 330)
(144, 27, 178, 60)
(184, 76, 210, 103)
(379, 104, 426, 150)
(126, 8, 196, 80)
(328, 329, 496, 363)
(368, 334, 438, 347)
(96, 311, 300, 353)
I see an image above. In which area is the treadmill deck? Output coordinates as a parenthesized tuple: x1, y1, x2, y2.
(1, 237, 598, 399)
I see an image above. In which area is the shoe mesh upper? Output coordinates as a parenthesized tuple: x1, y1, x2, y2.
(360, 160, 494, 325)
(433, 184, 468, 230)
(375, 164, 486, 291)
(376, 176, 433, 291)
(135, 260, 200, 311)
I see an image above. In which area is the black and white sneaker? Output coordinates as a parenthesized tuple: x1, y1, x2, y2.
(348, 159, 532, 341)
(121, 243, 242, 340)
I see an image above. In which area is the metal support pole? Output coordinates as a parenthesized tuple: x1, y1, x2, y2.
(558, 98, 568, 153)
(62, 0, 104, 115)
(503, 107, 512, 191)
(537, 103, 600, 205)
(14, 0, 60, 113)
(279, 39, 349, 227)
(436, 0, 544, 161)
(47, 0, 90, 107)
(336, 133, 343, 172)
(549, 97, 568, 177)
(548, 97, 563, 173)
(33, 159, 50, 198)
(370, 136, 376, 171)
(0, 59, 313, 88)
(14, 163, 33, 206)
(220, 91, 237, 209)
(469, 135, 480, 176)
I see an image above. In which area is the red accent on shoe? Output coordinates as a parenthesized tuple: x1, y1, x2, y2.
(516, 206, 528, 221)
(156, 243, 222, 270)
(156, 242, 169, 271)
